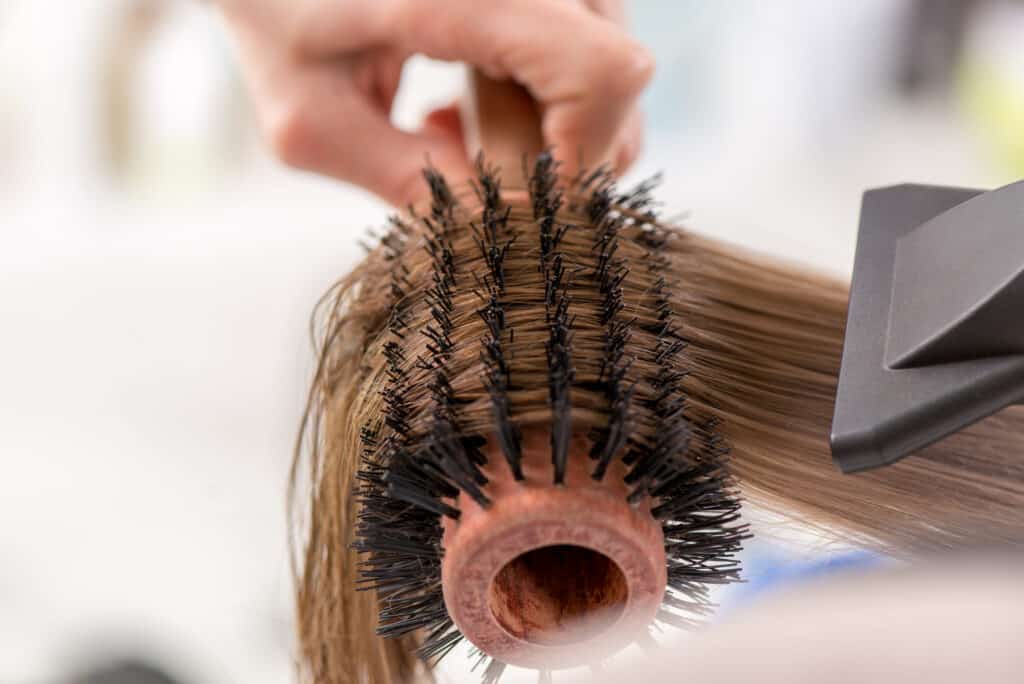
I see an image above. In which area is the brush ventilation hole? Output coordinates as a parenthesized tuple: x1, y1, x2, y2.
(487, 544, 628, 646)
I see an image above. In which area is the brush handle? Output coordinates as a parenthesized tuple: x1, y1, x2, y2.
(462, 69, 545, 175)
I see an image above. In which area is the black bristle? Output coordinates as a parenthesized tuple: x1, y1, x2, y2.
(424, 167, 455, 220)
(533, 154, 569, 259)
(429, 416, 492, 507)
(353, 169, 477, 663)
(417, 620, 463, 662)
(617, 173, 663, 213)
(589, 381, 634, 481)
(529, 151, 561, 220)
(571, 164, 615, 210)
(622, 214, 748, 632)
(415, 172, 493, 505)
(545, 277, 575, 485)
(482, 660, 508, 684)
(530, 154, 576, 486)
(386, 463, 462, 519)
(473, 162, 524, 481)
(587, 186, 635, 482)
(350, 162, 748, 681)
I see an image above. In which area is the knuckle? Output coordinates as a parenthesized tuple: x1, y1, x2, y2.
(543, 112, 586, 149)
(604, 39, 656, 94)
(387, 0, 424, 46)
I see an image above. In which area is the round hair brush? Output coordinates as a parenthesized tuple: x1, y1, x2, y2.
(338, 72, 747, 680)
(293, 72, 1024, 684)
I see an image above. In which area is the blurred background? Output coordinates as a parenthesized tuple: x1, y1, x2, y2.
(1, 1, 1022, 682)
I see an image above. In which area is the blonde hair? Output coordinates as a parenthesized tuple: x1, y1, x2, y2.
(290, 167, 1024, 683)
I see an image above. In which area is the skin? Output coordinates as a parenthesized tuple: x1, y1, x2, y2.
(216, 0, 654, 206)
(594, 554, 1024, 683)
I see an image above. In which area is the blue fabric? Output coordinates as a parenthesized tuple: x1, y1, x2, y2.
(717, 547, 883, 614)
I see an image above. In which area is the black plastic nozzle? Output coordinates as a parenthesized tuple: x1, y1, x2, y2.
(831, 179, 1024, 473)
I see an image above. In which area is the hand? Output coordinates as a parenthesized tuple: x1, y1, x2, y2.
(217, 0, 654, 206)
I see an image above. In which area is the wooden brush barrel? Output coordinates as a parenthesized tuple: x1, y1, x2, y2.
(440, 431, 667, 669)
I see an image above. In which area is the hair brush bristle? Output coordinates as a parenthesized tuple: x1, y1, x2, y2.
(349, 154, 750, 678)
(296, 142, 1024, 684)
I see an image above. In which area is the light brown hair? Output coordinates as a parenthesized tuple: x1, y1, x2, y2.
(290, 169, 1024, 684)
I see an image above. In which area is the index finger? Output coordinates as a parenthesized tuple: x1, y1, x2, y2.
(297, 0, 654, 175)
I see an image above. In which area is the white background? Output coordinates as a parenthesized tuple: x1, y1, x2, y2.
(1, 1, 1021, 682)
